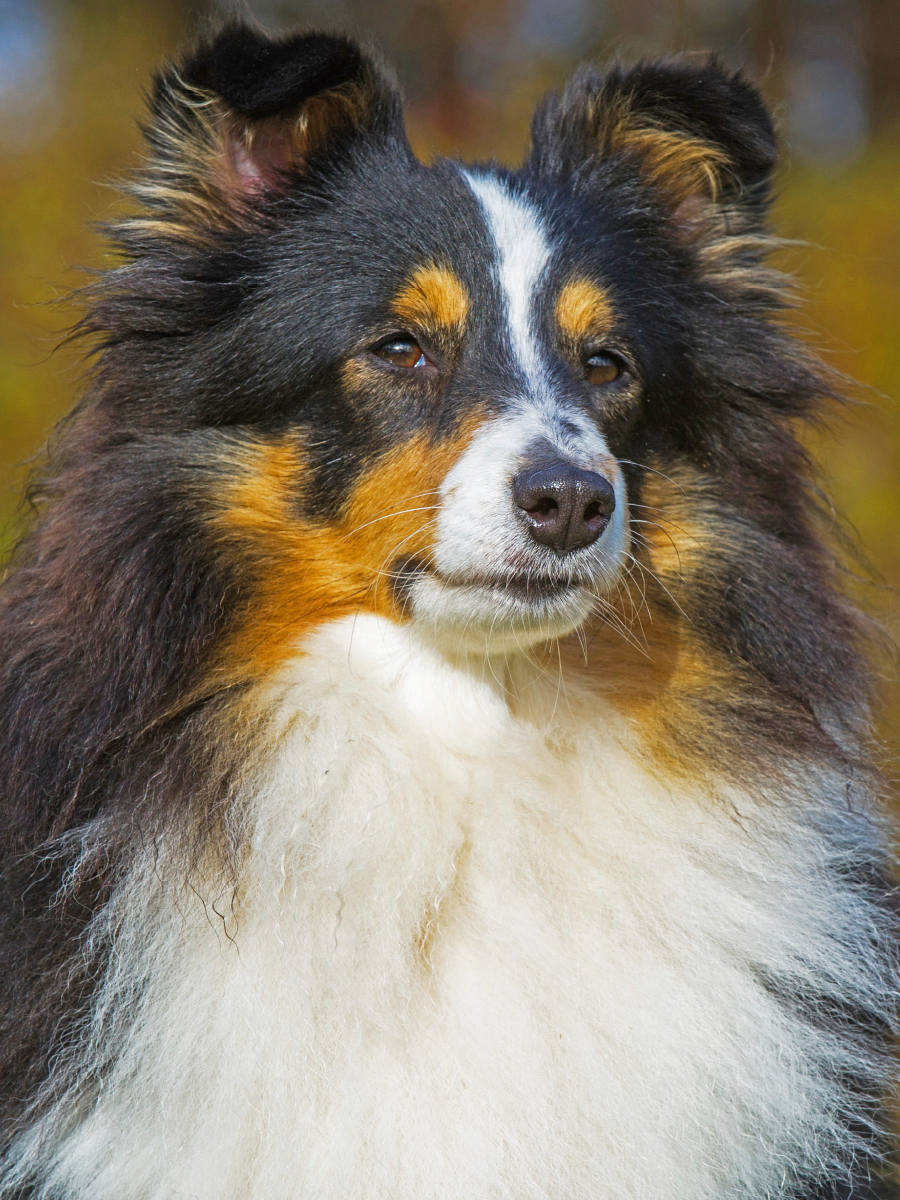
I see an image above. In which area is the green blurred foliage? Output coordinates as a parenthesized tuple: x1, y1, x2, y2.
(0, 0, 193, 519)
(1, 0, 898, 752)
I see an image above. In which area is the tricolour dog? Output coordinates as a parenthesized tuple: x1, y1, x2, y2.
(1, 21, 897, 1200)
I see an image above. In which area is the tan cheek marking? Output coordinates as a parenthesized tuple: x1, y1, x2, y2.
(631, 467, 720, 583)
(392, 265, 469, 335)
(208, 438, 352, 681)
(561, 598, 730, 787)
(556, 463, 739, 783)
(334, 411, 487, 596)
(555, 278, 616, 344)
(209, 417, 485, 682)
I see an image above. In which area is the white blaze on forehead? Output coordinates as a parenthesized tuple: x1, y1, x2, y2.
(464, 172, 551, 386)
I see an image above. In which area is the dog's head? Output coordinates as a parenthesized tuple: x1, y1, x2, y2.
(78, 22, 845, 690)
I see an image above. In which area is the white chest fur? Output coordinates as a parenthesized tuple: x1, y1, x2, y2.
(24, 617, 881, 1199)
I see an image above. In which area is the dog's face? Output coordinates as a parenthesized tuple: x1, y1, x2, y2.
(86, 25, 819, 685)
(206, 160, 638, 657)
(259, 164, 640, 653)
(384, 168, 650, 651)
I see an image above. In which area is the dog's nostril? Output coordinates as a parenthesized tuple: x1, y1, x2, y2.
(530, 497, 558, 518)
(512, 456, 616, 556)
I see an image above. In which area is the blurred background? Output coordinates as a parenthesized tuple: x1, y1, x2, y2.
(1, 0, 898, 752)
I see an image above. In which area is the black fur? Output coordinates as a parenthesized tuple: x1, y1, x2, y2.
(184, 25, 370, 119)
(529, 57, 778, 208)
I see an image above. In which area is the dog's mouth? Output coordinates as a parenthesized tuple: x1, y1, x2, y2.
(454, 572, 585, 601)
(390, 557, 589, 608)
(388, 554, 605, 651)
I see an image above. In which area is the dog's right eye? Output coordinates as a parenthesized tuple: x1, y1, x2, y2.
(373, 337, 428, 370)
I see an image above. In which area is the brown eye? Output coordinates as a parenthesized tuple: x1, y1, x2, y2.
(584, 352, 622, 386)
(374, 337, 427, 370)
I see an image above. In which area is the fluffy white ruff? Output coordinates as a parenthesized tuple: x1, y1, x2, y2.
(10, 615, 888, 1199)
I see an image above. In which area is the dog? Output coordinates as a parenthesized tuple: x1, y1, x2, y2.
(0, 20, 897, 1200)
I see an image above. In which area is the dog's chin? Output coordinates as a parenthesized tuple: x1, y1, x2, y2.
(405, 570, 600, 655)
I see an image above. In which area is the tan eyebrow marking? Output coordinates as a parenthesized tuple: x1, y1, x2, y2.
(392, 264, 469, 334)
(555, 278, 616, 343)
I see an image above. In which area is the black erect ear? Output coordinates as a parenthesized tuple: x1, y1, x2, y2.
(528, 58, 777, 232)
(134, 21, 406, 240)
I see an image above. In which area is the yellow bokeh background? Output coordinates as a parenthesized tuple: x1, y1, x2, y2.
(1, 0, 898, 754)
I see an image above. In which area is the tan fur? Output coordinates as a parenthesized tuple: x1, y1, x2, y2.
(549, 462, 745, 784)
(555, 277, 616, 344)
(208, 420, 484, 681)
(392, 265, 470, 336)
(584, 95, 731, 206)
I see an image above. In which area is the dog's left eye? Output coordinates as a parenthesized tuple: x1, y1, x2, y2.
(584, 352, 622, 386)
(373, 337, 429, 370)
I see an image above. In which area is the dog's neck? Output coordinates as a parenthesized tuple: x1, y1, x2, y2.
(14, 612, 884, 1200)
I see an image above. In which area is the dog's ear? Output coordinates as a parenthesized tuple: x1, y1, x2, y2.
(527, 58, 777, 233)
(134, 22, 406, 240)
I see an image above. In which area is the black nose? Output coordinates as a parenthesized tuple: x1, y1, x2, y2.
(512, 457, 616, 555)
